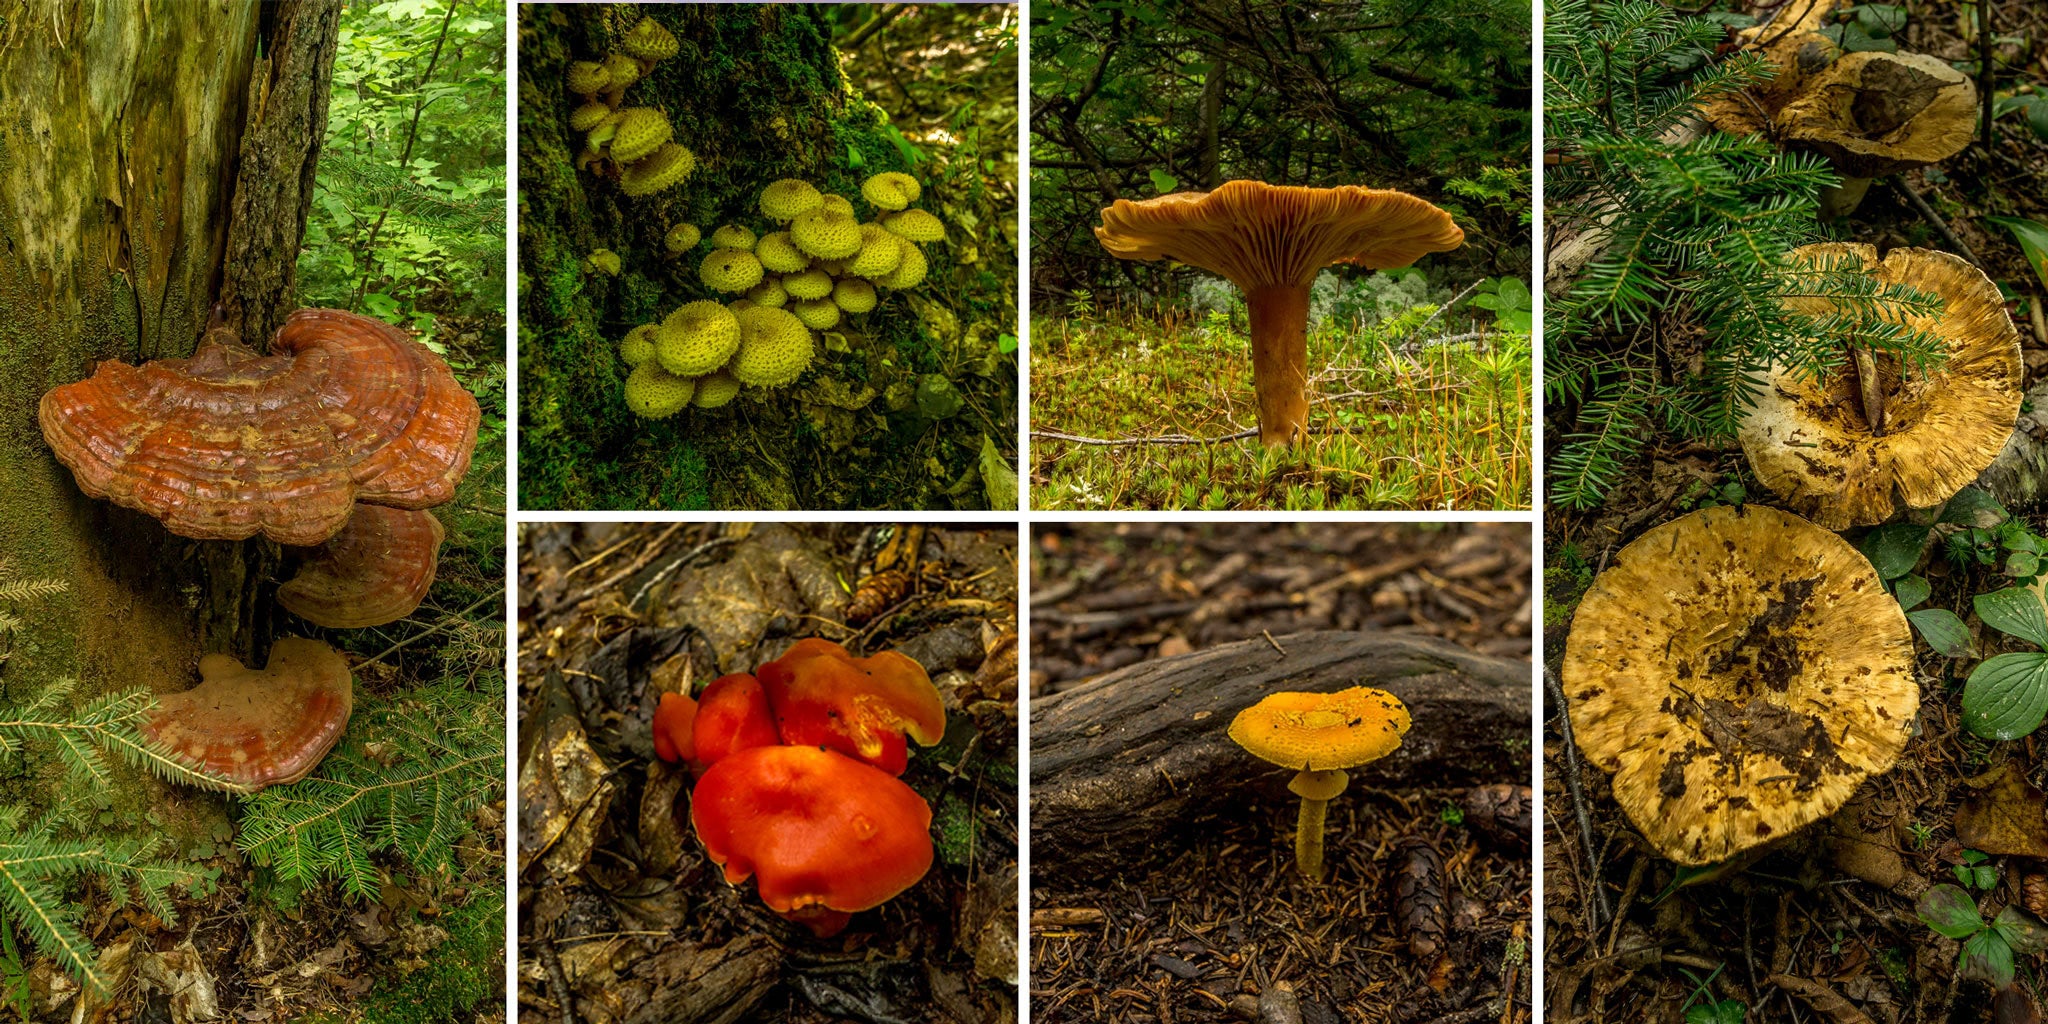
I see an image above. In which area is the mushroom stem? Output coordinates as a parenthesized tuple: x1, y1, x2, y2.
(1817, 177, 1872, 221)
(1287, 767, 1351, 881)
(1245, 283, 1313, 447)
(1850, 344, 1887, 435)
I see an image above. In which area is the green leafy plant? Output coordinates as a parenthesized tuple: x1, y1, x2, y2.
(1818, 4, 1907, 53)
(1678, 964, 1745, 1024)
(1985, 216, 2048, 297)
(1470, 276, 1532, 333)
(1917, 882, 2048, 987)
(1962, 584, 2048, 739)
(1954, 849, 1998, 889)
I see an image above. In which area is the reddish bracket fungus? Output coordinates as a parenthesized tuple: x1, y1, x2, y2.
(141, 637, 355, 794)
(690, 744, 934, 937)
(278, 506, 445, 629)
(756, 638, 944, 775)
(39, 309, 480, 546)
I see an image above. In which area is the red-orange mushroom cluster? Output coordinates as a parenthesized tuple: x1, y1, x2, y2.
(651, 638, 944, 936)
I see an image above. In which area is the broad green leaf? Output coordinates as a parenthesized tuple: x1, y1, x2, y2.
(1684, 999, 1746, 1024)
(1909, 608, 1971, 658)
(1859, 523, 1929, 580)
(1148, 168, 1178, 194)
(1976, 587, 2048, 648)
(1994, 905, 2048, 955)
(1893, 573, 1931, 611)
(1917, 883, 1985, 939)
(1939, 487, 2007, 527)
(2013, 552, 2041, 579)
(1964, 929, 2016, 988)
(1963, 652, 2048, 740)
(1986, 217, 2048, 297)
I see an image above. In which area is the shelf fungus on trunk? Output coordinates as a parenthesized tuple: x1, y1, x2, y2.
(1562, 504, 1916, 866)
(278, 505, 446, 629)
(141, 638, 355, 794)
(1739, 244, 2022, 529)
(1093, 181, 1463, 447)
(38, 309, 482, 546)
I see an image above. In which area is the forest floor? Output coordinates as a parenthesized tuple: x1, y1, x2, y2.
(1543, 3, 2048, 1020)
(515, 523, 1018, 1024)
(1030, 524, 1533, 1024)
(1029, 304, 1531, 512)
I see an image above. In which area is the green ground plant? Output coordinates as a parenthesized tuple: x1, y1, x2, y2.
(1917, 882, 2048, 987)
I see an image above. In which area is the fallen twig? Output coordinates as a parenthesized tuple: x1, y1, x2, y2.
(1547, 664, 1612, 933)
(1890, 178, 1983, 270)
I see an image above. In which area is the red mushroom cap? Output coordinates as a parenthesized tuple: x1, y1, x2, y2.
(690, 744, 934, 935)
(688, 673, 781, 773)
(141, 637, 354, 794)
(652, 691, 698, 764)
(278, 505, 444, 629)
(756, 638, 944, 775)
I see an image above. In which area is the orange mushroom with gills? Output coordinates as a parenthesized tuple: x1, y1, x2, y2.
(649, 674, 781, 774)
(755, 638, 944, 775)
(1094, 181, 1464, 446)
(651, 691, 697, 765)
(690, 744, 934, 937)
(1227, 687, 1412, 880)
(278, 505, 444, 629)
(141, 638, 355, 794)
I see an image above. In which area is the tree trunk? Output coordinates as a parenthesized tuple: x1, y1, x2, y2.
(1030, 631, 1531, 876)
(0, 2, 337, 687)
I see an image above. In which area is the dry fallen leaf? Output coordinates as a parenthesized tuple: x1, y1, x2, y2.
(1956, 761, 2048, 858)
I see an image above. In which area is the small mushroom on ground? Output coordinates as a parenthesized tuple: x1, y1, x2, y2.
(278, 505, 444, 629)
(1095, 181, 1463, 445)
(142, 638, 354, 793)
(652, 691, 697, 765)
(756, 638, 944, 775)
(1227, 686, 1411, 880)
(1563, 504, 1916, 865)
(1740, 243, 2022, 528)
(676, 673, 782, 774)
(690, 744, 934, 937)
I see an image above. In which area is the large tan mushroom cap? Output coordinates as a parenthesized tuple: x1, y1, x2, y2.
(142, 638, 355, 794)
(1095, 180, 1464, 289)
(1778, 51, 1976, 179)
(1698, 0, 1840, 137)
(1227, 687, 1411, 771)
(279, 505, 444, 629)
(1563, 504, 1917, 866)
(1740, 244, 2023, 529)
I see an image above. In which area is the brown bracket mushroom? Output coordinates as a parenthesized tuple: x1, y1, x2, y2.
(1227, 687, 1411, 880)
(1740, 243, 2022, 528)
(278, 505, 445, 630)
(1562, 504, 1916, 865)
(141, 638, 355, 794)
(1094, 181, 1464, 446)
(39, 308, 481, 546)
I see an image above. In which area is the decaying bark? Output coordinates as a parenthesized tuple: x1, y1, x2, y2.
(1031, 630, 1531, 873)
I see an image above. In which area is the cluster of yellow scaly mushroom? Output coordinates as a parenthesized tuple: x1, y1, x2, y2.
(566, 17, 693, 197)
(618, 173, 948, 418)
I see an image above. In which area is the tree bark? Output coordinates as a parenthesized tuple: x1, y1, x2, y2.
(1030, 631, 1531, 875)
(0, 2, 336, 683)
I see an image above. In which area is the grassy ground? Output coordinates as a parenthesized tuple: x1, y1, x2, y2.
(1030, 303, 1531, 510)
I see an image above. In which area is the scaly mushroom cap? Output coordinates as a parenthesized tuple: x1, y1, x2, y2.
(781, 268, 834, 302)
(620, 142, 695, 197)
(142, 637, 354, 794)
(880, 209, 945, 244)
(746, 277, 789, 309)
(1563, 504, 1917, 865)
(756, 231, 811, 274)
(729, 307, 815, 387)
(693, 371, 742, 409)
(833, 278, 878, 314)
(624, 361, 696, 418)
(791, 299, 841, 330)
(609, 108, 673, 165)
(278, 505, 443, 629)
(664, 222, 702, 254)
(877, 240, 928, 290)
(619, 324, 657, 368)
(690, 744, 934, 935)
(566, 60, 610, 98)
(710, 224, 758, 252)
(568, 102, 613, 133)
(1739, 244, 2023, 528)
(657, 301, 742, 377)
(686, 673, 782, 773)
(652, 691, 697, 764)
(1097, 180, 1464, 289)
(700, 249, 765, 294)
(757, 638, 945, 776)
(760, 179, 824, 223)
(819, 194, 856, 218)
(860, 172, 921, 211)
(620, 16, 679, 62)
(1777, 51, 1976, 179)
(601, 53, 641, 94)
(1227, 687, 1411, 772)
(40, 309, 479, 546)
(846, 224, 905, 278)
(791, 209, 863, 260)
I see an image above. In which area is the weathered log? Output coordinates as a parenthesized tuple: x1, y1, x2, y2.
(1030, 631, 1530, 874)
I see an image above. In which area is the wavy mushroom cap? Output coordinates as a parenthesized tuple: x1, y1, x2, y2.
(279, 505, 444, 630)
(792, 298, 841, 330)
(1778, 51, 1976, 178)
(568, 102, 613, 132)
(729, 306, 815, 387)
(757, 638, 945, 775)
(833, 278, 878, 314)
(657, 300, 741, 377)
(566, 60, 609, 98)
(1563, 504, 1917, 866)
(1739, 243, 2023, 528)
(623, 361, 695, 418)
(877, 240, 928, 289)
(1228, 687, 1411, 772)
(880, 208, 945, 244)
(790, 209, 863, 260)
(652, 690, 698, 764)
(142, 638, 355, 794)
(619, 324, 657, 368)
(620, 142, 695, 196)
(746, 277, 789, 309)
(846, 224, 905, 278)
(1697, 1, 1839, 137)
(699, 248, 765, 294)
(620, 16, 679, 62)
(40, 309, 479, 546)
(760, 179, 824, 223)
(710, 223, 758, 252)
(664, 222, 702, 254)
(860, 171, 921, 211)
(686, 673, 783, 773)
(755, 231, 811, 273)
(692, 370, 743, 409)
(609, 107, 672, 164)
(780, 268, 834, 302)
(1096, 180, 1463, 289)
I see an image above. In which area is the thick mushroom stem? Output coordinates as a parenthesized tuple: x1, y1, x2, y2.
(1288, 768, 1351, 881)
(1817, 177, 1873, 221)
(1245, 283, 1313, 447)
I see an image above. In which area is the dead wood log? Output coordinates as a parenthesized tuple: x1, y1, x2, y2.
(1030, 630, 1531, 874)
